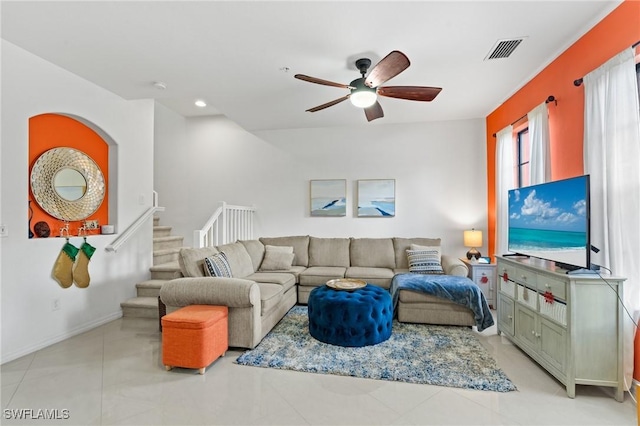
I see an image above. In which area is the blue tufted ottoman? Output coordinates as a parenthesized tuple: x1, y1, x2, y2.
(307, 284, 393, 347)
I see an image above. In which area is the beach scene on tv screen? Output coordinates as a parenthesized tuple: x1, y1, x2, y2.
(508, 177, 588, 267)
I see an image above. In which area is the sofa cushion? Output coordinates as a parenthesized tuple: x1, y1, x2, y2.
(259, 245, 295, 271)
(350, 238, 395, 268)
(217, 242, 254, 279)
(406, 248, 444, 275)
(257, 265, 306, 282)
(239, 240, 265, 272)
(203, 252, 233, 278)
(259, 235, 310, 267)
(393, 237, 441, 269)
(299, 266, 347, 286)
(178, 246, 220, 277)
(308, 237, 350, 267)
(257, 283, 283, 316)
(345, 267, 395, 289)
(244, 272, 296, 293)
(345, 266, 395, 279)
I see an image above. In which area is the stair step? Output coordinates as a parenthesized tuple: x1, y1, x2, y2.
(153, 247, 184, 265)
(121, 296, 159, 318)
(153, 235, 184, 251)
(150, 261, 182, 280)
(153, 225, 172, 238)
(121, 215, 185, 319)
(136, 279, 168, 297)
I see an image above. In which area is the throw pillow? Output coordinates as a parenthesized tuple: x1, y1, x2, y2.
(406, 248, 444, 275)
(259, 245, 295, 271)
(264, 245, 294, 253)
(203, 252, 233, 278)
(410, 244, 442, 261)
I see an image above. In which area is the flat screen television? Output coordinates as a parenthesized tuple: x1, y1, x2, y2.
(507, 175, 590, 270)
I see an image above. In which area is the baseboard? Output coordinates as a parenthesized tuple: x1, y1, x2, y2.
(0, 310, 123, 365)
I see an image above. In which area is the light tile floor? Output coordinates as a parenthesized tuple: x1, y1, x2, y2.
(1, 312, 637, 425)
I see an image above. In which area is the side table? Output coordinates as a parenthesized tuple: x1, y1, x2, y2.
(460, 258, 496, 308)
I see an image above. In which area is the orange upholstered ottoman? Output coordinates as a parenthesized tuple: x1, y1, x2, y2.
(161, 305, 228, 374)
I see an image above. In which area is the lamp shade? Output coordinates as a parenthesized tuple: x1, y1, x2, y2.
(463, 229, 482, 248)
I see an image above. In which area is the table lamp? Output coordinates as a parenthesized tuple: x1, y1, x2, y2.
(464, 229, 482, 261)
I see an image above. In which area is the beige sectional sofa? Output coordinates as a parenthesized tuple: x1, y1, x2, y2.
(159, 235, 472, 349)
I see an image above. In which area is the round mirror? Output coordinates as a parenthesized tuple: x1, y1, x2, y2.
(53, 168, 87, 201)
(30, 147, 105, 221)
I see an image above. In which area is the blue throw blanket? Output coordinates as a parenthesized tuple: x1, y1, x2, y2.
(389, 273, 494, 332)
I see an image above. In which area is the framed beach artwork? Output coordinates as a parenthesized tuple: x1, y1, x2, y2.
(357, 179, 396, 217)
(310, 179, 346, 217)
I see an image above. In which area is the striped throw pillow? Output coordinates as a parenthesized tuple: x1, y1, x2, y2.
(406, 248, 444, 275)
(204, 252, 233, 278)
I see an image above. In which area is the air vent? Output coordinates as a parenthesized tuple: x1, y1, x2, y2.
(484, 38, 526, 60)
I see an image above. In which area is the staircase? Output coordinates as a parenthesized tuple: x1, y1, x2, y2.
(120, 216, 184, 318)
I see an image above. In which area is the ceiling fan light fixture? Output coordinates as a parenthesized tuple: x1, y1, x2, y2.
(350, 90, 377, 108)
(349, 77, 377, 108)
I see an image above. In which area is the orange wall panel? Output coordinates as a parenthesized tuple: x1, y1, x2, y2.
(485, 0, 640, 259)
(29, 113, 109, 238)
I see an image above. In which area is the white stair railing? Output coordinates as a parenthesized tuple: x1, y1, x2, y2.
(194, 202, 255, 248)
(105, 191, 165, 252)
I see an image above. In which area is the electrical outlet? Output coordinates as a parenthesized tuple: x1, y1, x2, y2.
(52, 298, 61, 311)
(0, 224, 8, 237)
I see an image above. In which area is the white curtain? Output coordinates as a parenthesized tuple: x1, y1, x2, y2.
(495, 125, 514, 256)
(527, 102, 551, 184)
(583, 47, 640, 389)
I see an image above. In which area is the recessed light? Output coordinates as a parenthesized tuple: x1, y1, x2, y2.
(153, 81, 167, 90)
(195, 100, 207, 107)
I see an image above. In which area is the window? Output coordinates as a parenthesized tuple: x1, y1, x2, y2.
(514, 128, 530, 188)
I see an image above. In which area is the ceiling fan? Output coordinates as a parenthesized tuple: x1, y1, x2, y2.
(295, 51, 442, 122)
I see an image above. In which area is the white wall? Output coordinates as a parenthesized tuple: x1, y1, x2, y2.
(154, 112, 488, 257)
(0, 41, 155, 363)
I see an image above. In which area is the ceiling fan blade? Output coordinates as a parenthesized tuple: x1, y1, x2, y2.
(377, 86, 442, 102)
(295, 74, 352, 89)
(364, 101, 384, 122)
(365, 51, 410, 88)
(306, 95, 350, 112)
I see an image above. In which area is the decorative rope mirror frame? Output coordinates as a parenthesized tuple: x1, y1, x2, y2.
(30, 147, 105, 222)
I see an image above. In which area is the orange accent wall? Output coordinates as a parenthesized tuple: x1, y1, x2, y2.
(486, 0, 640, 261)
(29, 114, 109, 238)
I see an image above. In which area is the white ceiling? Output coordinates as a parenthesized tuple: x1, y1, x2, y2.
(1, 1, 621, 131)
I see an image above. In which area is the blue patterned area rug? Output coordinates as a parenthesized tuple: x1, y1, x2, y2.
(235, 306, 516, 392)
